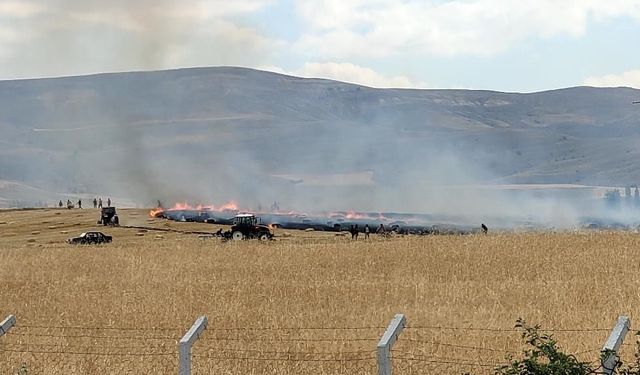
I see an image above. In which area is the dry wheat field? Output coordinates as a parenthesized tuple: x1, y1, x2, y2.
(1, 208, 640, 374)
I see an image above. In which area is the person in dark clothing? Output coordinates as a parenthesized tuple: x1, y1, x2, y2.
(58, 200, 63, 208)
(93, 198, 97, 209)
(98, 198, 102, 208)
(377, 223, 385, 234)
(354, 224, 359, 240)
(107, 198, 111, 207)
(364, 224, 370, 239)
(350, 225, 356, 240)
(481, 223, 488, 234)
(77, 199, 82, 209)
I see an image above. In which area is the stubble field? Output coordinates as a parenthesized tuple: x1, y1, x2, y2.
(1, 208, 640, 374)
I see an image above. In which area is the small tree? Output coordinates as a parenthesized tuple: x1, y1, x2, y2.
(495, 319, 593, 375)
(617, 331, 640, 375)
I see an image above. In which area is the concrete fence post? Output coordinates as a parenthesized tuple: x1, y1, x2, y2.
(601, 315, 631, 375)
(377, 314, 406, 375)
(0, 315, 16, 337)
(179, 316, 208, 375)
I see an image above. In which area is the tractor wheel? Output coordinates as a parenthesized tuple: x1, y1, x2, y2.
(258, 233, 270, 241)
(232, 231, 244, 241)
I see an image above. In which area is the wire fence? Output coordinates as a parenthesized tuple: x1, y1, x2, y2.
(0, 323, 178, 374)
(0, 318, 635, 374)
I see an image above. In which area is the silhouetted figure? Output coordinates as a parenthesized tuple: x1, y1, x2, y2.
(354, 224, 359, 240)
(364, 224, 370, 239)
(481, 223, 488, 234)
(98, 198, 102, 208)
(66, 199, 73, 209)
(58, 200, 63, 208)
(377, 223, 385, 234)
(77, 199, 82, 209)
(270, 201, 280, 213)
(93, 198, 97, 209)
(107, 198, 111, 207)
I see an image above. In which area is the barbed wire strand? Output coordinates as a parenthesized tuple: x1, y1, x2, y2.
(200, 336, 378, 342)
(195, 347, 375, 356)
(15, 323, 385, 332)
(393, 350, 502, 364)
(0, 347, 176, 357)
(392, 356, 499, 368)
(7, 331, 176, 340)
(192, 353, 375, 362)
(2, 342, 175, 351)
(405, 325, 611, 332)
(15, 324, 183, 332)
(14, 323, 613, 333)
(400, 337, 518, 353)
(204, 326, 386, 331)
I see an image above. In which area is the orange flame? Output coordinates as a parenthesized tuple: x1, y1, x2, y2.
(344, 210, 368, 220)
(150, 201, 239, 217)
(218, 201, 239, 211)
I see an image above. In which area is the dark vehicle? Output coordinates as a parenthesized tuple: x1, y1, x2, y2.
(67, 231, 112, 245)
(229, 214, 273, 241)
(98, 207, 119, 226)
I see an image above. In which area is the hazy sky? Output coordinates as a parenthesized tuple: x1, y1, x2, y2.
(1, 0, 640, 91)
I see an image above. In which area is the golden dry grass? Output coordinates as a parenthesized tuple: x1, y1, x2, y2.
(1, 208, 640, 374)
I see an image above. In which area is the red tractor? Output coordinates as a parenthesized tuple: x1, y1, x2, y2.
(229, 214, 273, 241)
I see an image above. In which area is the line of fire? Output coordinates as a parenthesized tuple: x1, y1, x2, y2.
(149, 202, 479, 235)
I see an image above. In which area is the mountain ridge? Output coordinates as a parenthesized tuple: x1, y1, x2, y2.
(0, 66, 639, 209)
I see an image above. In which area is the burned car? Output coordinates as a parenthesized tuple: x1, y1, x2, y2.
(67, 231, 112, 245)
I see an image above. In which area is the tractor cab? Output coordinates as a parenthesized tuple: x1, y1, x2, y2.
(234, 213, 258, 227)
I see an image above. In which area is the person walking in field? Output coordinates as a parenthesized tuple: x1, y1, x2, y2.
(350, 225, 357, 240)
(364, 224, 370, 239)
(93, 198, 97, 209)
(98, 198, 102, 208)
(107, 198, 111, 207)
(77, 199, 82, 209)
(58, 200, 63, 208)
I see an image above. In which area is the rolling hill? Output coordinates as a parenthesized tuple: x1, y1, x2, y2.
(0, 67, 639, 210)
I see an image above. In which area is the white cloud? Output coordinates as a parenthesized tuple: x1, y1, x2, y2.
(259, 62, 421, 88)
(0, 1, 43, 18)
(294, 0, 640, 58)
(0, 0, 278, 79)
(584, 70, 640, 89)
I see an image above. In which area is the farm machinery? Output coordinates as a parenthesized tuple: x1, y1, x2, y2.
(220, 213, 273, 241)
(98, 206, 119, 226)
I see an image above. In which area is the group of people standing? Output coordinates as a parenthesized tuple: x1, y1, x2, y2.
(57, 197, 111, 209)
(350, 223, 388, 240)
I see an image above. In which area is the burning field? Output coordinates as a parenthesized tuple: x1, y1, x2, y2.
(149, 201, 480, 235)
